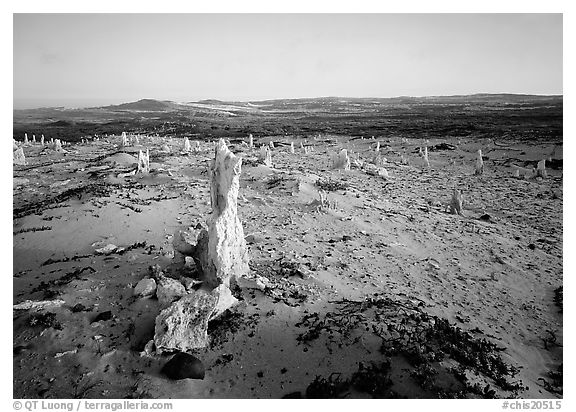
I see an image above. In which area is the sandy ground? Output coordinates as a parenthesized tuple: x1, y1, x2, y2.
(13, 135, 562, 399)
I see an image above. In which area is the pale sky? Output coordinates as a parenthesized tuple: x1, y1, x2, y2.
(13, 13, 563, 109)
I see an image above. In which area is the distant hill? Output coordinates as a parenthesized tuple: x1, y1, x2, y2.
(101, 99, 179, 111)
(248, 94, 562, 106)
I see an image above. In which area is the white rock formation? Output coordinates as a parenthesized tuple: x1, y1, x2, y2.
(137, 149, 150, 174)
(155, 140, 250, 352)
(32, 135, 36, 144)
(536, 159, 547, 178)
(375, 141, 380, 152)
(332, 149, 351, 170)
(422, 146, 430, 168)
(475, 149, 484, 175)
(198, 138, 250, 289)
(248, 134, 254, 148)
(259, 145, 272, 167)
(13, 299, 65, 311)
(513, 167, 520, 178)
(401, 154, 409, 165)
(13, 147, 26, 165)
(154, 291, 218, 353)
(13, 139, 18, 150)
(372, 153, 386, 167)
(193, 141, 201, 153)
(269, 141, 275, 149)
(290, 142, 295, 154)
(352, 152, 364, 168)
(364, 163, 389, 179)
(134, 135, 140, 145)
(50, 138, 54, 144)
(549, 144, 560, 161)
(449, 188, 463, 215)
(121, 132, 128, 147)
(53, 139, 63, 152)
(183, 137, 191, 153)
(300, 142, 305, 150)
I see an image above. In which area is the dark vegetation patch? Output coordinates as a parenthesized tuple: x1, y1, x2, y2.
(27, 312, 62, 330)
(31, 267, 96, 296)
(13, 182, 116, 219)
(553, 286, 563, 313)
(296, 295, 526, 398)
(315, 178, 348, 192)
(13, 226, 52, 235)
(207, 310, 260, 349)
(248, 258, 316, 306)
(266, 174, 288, 189)
(538, 364, 562, 395)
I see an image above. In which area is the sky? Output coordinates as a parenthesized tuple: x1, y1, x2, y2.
(13, 13, 563, 109)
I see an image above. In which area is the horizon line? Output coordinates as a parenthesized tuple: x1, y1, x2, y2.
(14, 92, 564, 111)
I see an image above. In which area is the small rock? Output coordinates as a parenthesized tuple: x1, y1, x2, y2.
(134, 278, 157, 297)
(140, 340, 155, 357)
(161, 352, 205, 380)
(156, 276, 186, 307)
(180, 277, 203, 292)
(210, 284, 238, 320)
(71, 303, 88, 313)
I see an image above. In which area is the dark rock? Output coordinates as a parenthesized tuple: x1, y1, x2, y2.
(161, 352, 205, 380)
(92, 311, 113, 323)
(71, 303, 88, 313)
(479, 214, 491, 222)
(528, 243, 536, 250)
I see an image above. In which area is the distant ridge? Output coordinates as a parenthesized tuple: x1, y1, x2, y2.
(14, 93, 563, 112)
(100, 98, 179, 111)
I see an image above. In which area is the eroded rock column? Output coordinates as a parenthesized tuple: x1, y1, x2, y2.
(475, 149, 484, 175)
(183, 137, 191, 153)
(332, 149, 351, 170)
(195, 139, 249, 289)
(154, 139, 249, 353)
